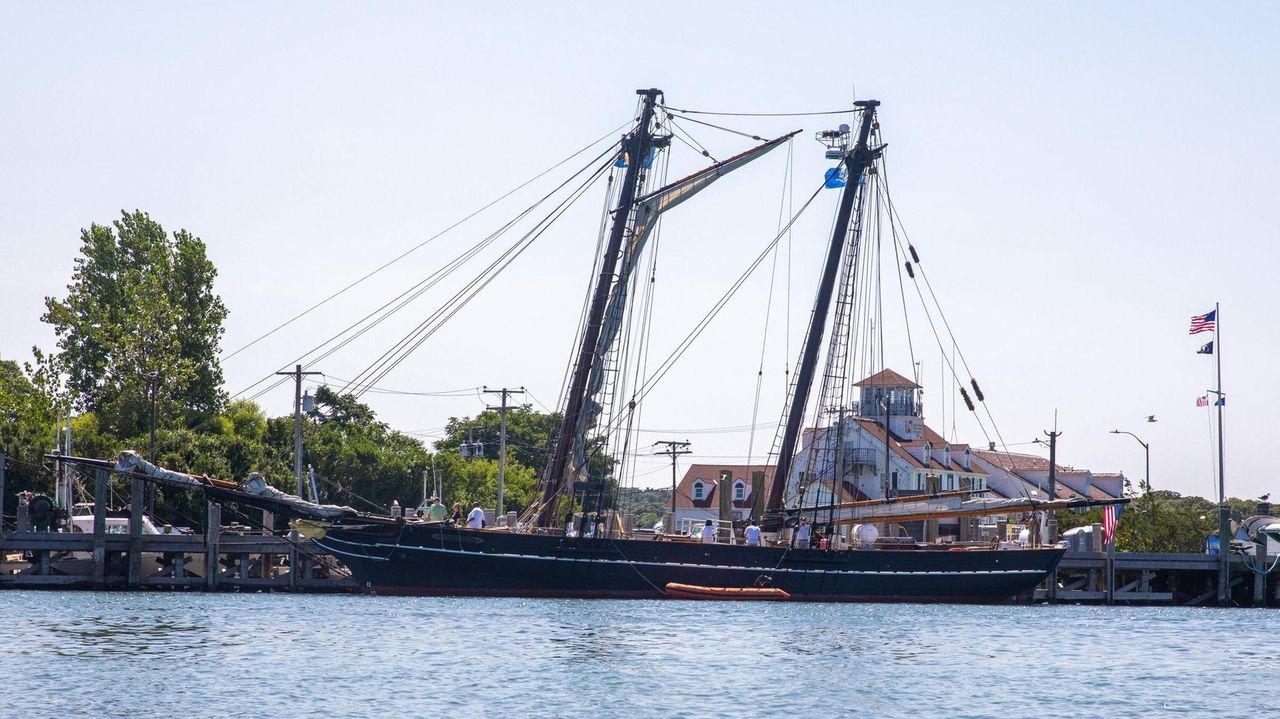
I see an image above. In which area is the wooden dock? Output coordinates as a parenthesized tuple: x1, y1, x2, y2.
(1038, 549, 1274, 607)
(1, 464, 355, 592)
(0, 526, 355, 592)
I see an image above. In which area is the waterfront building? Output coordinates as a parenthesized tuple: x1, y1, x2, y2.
(671, 368, 1124, 541)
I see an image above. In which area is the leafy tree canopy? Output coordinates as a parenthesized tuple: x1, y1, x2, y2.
(42, 210, 228, 438)
(0, 357, 58, 491)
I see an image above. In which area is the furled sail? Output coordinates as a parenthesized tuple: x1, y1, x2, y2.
(569, 132, 801, 477)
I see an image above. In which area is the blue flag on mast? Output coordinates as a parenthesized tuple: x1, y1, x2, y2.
(1197, 341, 1213, 354)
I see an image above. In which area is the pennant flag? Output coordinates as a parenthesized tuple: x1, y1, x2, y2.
(1189, 309, 1216, 335)
(1216, 396, 1226, 406)
(1102, 503, 1124, 544)
(1197, 341, 1213, 355)
(1196, 395, 1209, 407)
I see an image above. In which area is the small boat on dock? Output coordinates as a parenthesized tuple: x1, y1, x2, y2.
(665, 582, 791, 601)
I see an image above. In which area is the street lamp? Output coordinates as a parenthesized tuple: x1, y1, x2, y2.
(1110, 429, 1150, 494)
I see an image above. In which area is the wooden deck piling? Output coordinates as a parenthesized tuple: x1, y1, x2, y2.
(92, 469, 107, 589)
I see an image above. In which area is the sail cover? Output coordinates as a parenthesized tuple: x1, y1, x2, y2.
(630, 130, 800, 248)
(572, 132, 800, 476)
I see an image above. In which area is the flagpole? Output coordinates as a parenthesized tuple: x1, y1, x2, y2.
(1215, 301, 1230, 605)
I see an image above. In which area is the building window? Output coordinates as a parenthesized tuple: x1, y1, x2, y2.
(693, 480, 705, 500)
(733, 480, 746, 501)
(944, 473, 956, 490)
(891, 471, 899, 490)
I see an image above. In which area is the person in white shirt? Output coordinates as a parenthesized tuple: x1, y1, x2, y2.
(466, 503, 486, 529)
(743, 519, 762, 547)
(795, 519, 812, 548)
(700, 519, 717, 543)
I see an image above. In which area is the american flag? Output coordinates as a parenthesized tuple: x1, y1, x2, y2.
(1189, 309, 1216, 335)
(1196, 395, 1209, 407)
(1102, 503, 1124, 544)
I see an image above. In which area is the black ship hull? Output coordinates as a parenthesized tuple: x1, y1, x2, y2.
(316, 522, 1065, 602)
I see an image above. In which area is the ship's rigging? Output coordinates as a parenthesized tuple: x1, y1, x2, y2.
(206, 88, 1064, 536)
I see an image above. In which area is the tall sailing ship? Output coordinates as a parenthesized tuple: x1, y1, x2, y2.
(300, 88, 1109, 601)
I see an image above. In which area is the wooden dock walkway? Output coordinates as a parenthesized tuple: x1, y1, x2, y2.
(0, 527, 356, 592)
(1038, 550, 1274, 607)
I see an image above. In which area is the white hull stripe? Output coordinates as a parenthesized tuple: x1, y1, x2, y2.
(317, 536, 1043, 577)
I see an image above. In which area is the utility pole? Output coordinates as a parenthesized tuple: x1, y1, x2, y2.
(276, 364, 322, 497)
(484, 386, 525, 519)
(654, 440, 692, 533)
(1043, 423, 1062, 545)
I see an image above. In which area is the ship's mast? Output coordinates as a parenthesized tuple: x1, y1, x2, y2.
(538, 88, 662, 526)
(763, 100, 882, 531)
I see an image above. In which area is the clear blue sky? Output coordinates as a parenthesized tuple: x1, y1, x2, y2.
(2, 2, 1276, 499)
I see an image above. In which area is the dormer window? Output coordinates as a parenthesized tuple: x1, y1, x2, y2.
(692, 480, 705, 500)
(733, 480, 746, 501)
(923, 441, 933, 465)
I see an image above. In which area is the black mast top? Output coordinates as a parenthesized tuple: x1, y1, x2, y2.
(538, 88, 662, 526)
(763, 100, 882, 531)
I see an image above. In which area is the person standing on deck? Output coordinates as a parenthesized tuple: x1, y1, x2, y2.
(466, 503, 486, 529)
(795, 519, 812, 548)
(701, 519, 717, 543)
(450, 502, 463, 524)
(743, 518, 762, 547)
(427, 497, 448, 522)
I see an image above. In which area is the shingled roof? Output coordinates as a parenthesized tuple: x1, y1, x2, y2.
(853, 368, 921, 389)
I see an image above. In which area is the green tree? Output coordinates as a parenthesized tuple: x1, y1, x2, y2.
(1054, 488, 1224, 553)
(437, 406, 616, 481)
(437, 405, 558, 471)
(433, 452, 537, 513)
(296, 386, 430, 511)
(42, 210, 228, 437)
(0, 357, 58, 492)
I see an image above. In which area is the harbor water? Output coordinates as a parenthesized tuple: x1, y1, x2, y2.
(1, 591, 1275, 718)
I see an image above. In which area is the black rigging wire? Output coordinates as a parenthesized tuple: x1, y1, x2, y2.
(220, 122, 630, 363)
(660, 104, 861, 117)
(343, 153, 617, 397)
(234, 140, 620, 404)
(746, 139, 794, 468)
(597, 180, 827, 440)
(664, 113, 765, 141)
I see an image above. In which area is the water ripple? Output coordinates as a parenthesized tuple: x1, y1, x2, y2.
(0, 591, 1275, 717)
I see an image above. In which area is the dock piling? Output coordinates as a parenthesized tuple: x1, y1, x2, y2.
(93, 469, 108, 588)
(128, 474, 144, 588)
(205, 502, 221, 591)
(1254, 540, 1269, 607)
